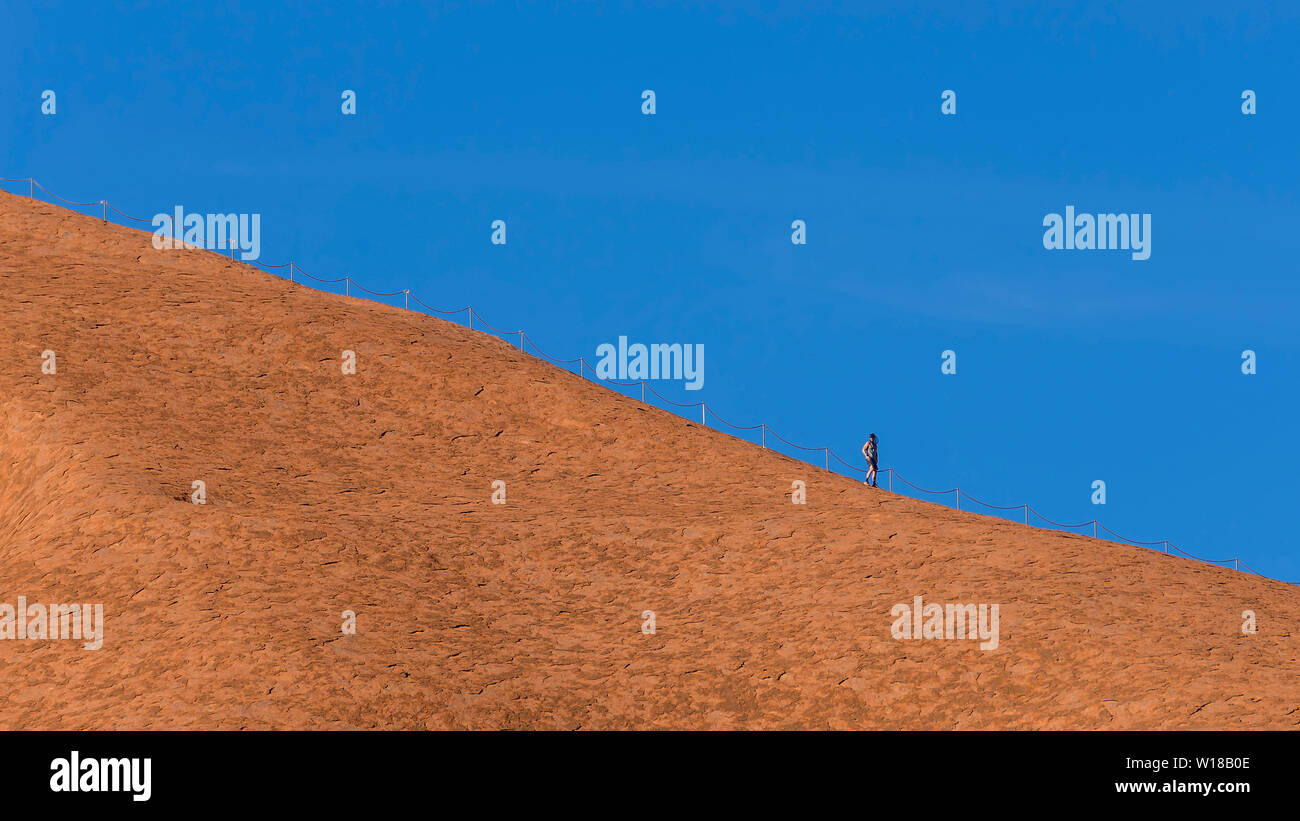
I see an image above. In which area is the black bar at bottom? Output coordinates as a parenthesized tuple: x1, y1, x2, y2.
(0, 730, 1288, 809)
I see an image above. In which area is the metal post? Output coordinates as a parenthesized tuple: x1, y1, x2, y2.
(405, 290, 409, 310)
(1162, 540, 1168, 554)
(1093, 521, 1098, 538)
(1024, 505, 1028, 524)
(1235, 558, 1239, 571)
(701, 404, 706, 424)
(289, 262, 294, 283)
(30, 179, 33, 198)
(888, 470, 892, 492)
(824, 448, 829, 470)
(101, 201, 106, 222)
(641, 382, 645, 402)
(468, 310, 472, 330)
(955, 489, 960, 511)
(345, 277, 349, 297)
(761, 425, 765, 448)
(518, 332, 523, 349)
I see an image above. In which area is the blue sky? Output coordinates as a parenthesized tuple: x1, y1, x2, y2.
(4, 1, 1297, 581)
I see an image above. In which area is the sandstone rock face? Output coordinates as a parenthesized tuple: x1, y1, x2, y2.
(1, 190, 1296, 729)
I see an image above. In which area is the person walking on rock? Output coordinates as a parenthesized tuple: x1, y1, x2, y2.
(862, 433, 879, 488)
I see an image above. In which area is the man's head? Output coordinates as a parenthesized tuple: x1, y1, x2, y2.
(869, 433, 877, 443)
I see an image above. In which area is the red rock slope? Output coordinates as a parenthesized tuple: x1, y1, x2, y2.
(0, 189, 1296, 729)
